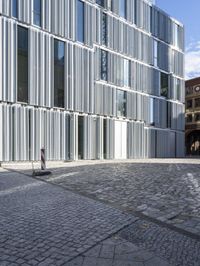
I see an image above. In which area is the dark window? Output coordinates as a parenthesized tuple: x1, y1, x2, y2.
(195, 113, 200, 122)
(102, 13, 107, 46)
(186, 87, 193, 95)
(33, 0, 41, 27)
(96, 0, 104, 7)
(167, 102, 171, 128)
(18, 26, 28, 103)
(186, 100, 192, 109)
(160, 73, 168, 98)
(78, 116, 84, 159)
(150, 6, 153, 33)
(186, 114, 192, 123)
(12, 0, 18, 18)
(103, 119, 107, 159)
(101, 49, 108, 81)
(119, 0, 126, 19)
(54, 39, 65, 108)
(77, 0, 84, 43)
(117, 90, 127, 117)
(66, 115, 71, 160)
(195, 98, 200, 108)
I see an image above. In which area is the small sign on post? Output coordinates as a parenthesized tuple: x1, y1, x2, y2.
(41, 147, 46, 170)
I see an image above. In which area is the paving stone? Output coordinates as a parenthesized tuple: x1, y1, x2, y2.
(114, 242, 139, 255)
(144, 257, 170, 266)
(112, 260, 144, 266)
(39, 162, 200, 237)
(99, 244, 115, 259)
(65, 257, 84, 266)
(84, 244, 101, 257)
(119, 220, 200, 266)
(0, 170, 135, 265)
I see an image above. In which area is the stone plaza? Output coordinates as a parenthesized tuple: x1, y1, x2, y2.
(0, 159, 200, 265)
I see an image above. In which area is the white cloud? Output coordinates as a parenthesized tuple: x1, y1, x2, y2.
(185, 41, 200, 80)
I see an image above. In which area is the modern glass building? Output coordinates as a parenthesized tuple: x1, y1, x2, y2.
(0, 0, 185, 161)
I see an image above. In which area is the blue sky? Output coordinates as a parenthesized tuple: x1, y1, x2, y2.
(156, 0, 200, 79)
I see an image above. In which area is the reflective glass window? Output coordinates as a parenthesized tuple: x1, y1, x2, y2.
(54, 39, 65, 108)
(18, 26, 28, 103)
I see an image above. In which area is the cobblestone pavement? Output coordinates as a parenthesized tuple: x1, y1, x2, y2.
(66, 235, 170, 266)
(37, 162, 200, 236)
(0, 170, 137, 265)
(119, 219, 200, 266)
(1, 160, 200, 265)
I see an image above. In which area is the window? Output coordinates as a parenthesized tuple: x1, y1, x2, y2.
(175, 78, 181, 101)
(117, 90, 127, 117)
(119, 0, 126, 19)
(101, 49, 108, 81)
(153, 40, 158, 67)
(102, 13, 107, 46)
(12, 0, 18, 18)
(195, 98, 200, 108)
(78, 116, 84, 159)
(33, 0, 41, 27)
(150, 98, 154, 125)
(186, 114, 192, 123)
(103, 119, 107, 159)
(18, 26, 28, 103)
(77, 0, 84, 43)
(96, 0, 104, 7)
(167, 102, 171, 128)
(54, 39, 65, 108)
(186, 87, 193, 96)
(123, 59, 130, 87)
(186, 100, 192, 109)
(160, 73, 168, 98)
(174, 23, 179, 47)
(195, 113, 200, 122)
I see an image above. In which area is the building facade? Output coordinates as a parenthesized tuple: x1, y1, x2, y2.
(185, 77, 200, 155)
(0, 0, 185, 162)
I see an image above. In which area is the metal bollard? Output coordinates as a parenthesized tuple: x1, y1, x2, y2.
(41, 148, 46, 170)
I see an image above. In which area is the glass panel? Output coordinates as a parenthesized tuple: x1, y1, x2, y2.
(195, 113, 200, 122)
(102, 13, 107, 46)
(186, 114, 192, 123)
(96, 0, 104, 7)
(54, 39, 65, 108)
(66, 115, 71, 160)
(34, 0, 41, 26)
(119, 0, 126, 19)
(153, 40, 158, 67)
(78, 116, 84, 159)
(195, 98, 200, 108)
(117, 90, 127, 117)
(176, 78, 181, 101)
(186, 87, 193, 95)
(101, 49, 108, 81)
(150, 98, 154, 124)
(186, 100, 192, 109)
(77, 0, 84, 43)
(167, 102, 171, 128)
(18, 26, 28, 103)
(103, 119, 107, 159)
(174, 23, 179, 47)
(124, 59, 130, 87)
(160, 73, 168, 98)
(12, 0, 18, 18)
